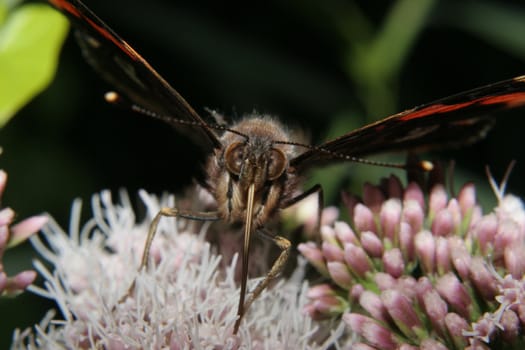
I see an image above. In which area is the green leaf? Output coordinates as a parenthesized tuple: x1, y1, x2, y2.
(346, 0, 436, 118)
(350, 0, 435, 83)
(0, 2, 68, 127)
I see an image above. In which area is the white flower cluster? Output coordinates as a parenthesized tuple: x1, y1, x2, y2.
(11, 190, 341, 349)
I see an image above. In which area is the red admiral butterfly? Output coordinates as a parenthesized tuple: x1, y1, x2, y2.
(48, 0, 525, 334)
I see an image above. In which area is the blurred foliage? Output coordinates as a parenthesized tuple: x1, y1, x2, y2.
(2, 0, 525, 347)
(0, 0, 68, 126)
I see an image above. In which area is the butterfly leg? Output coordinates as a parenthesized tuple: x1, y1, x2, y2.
(118, 207, 220, 304)
(233, 228, 291, 333)
(140, 207, 220, 268)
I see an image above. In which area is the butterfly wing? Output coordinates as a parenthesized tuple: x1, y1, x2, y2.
(48, 0, 222, 152)
(291, 75, 525, 171)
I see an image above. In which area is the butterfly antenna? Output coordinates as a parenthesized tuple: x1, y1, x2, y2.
(105, 91, 249, 140)
(275, 140, 434, 172)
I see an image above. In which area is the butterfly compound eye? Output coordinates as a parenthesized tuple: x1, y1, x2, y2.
(267, 148, 287, 180)
(225, 142, 245, 175)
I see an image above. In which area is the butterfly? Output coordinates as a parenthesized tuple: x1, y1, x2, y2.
(48, 0, 525, 334)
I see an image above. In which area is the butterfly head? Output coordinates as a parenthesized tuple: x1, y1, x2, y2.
(207, 117, 298, 226)
(224, 140, 287, 190)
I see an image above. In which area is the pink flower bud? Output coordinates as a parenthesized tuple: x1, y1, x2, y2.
(298, 242, 327, 275)
(361, 231, 383, 258)
(398, 222, 414, 261)
(8, 215, 48, 248)
(342, 191, 360, 220)
(431, 209, 454, 236)
(374, 272, 396, 291)
(415, 277, 433, 307)
(304, 302, 335, 321)
(469, 205, 483, 230)
(0, 170, 7, 197)
(396, 276, 418, 300)
(472, 214, 497, 253)
(429, 185, 448, 216)
(306, 283, 336, 299)
(312, 295, 345, 316)
(382, 290, 423, 339)
(344, 243, 372, 278)
(435, 237, 451, 274)
(422, 290, 448, 334)
(404, 183, 425, 209)
(334, 221, 358, 245)
(11, 270, 37, 291)
(436, 273, 472, 319)
(495, 220, 521, 252)
(354, 203, 376, 233)
(469, 257, 498, 300)
(383, 248, 404, 278)
(327, 261, 353, 289)
(415, 231, 435, 274)
(320, 225, 337, 244)
(385, 175, 404, 199)
(343, 313, 398, 350)
(349, 283, 365, 302)
(359, 290, 389, 324)
(448, 237, 471, 280)
(305, 285, 346, 319)
(321, 207, 339, 227)
(0, 207, 15, 227)
(363, 182, 385, 213)
(504, 242, 525, 278)
(322, 241, 344, 262)
(402, 200, 425, 233)
(458, 183, 476, 217)
(380, 199, 402, 241)
(444, 313, 469, 349)
(446, 199, 462, 232)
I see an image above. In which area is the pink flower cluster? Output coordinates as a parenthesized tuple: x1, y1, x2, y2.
(299, 175, 525, 349)
(0, 170, 47, 296)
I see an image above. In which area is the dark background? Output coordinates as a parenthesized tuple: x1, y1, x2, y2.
(2, 0, 525, 346)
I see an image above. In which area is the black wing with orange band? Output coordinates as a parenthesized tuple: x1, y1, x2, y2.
(291, 76, 525, 171)
(48, 0, 222, 152)
(48, 0, 525, 173)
